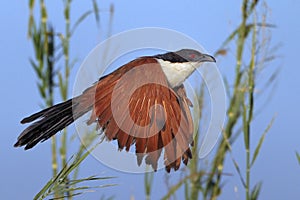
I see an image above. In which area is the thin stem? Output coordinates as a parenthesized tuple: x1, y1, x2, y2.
(189, 83, 205, 200)
(61, 0, 71, 169)
(40, 0, 58, 197)
(60, 1, 71, 199)
(245, 11, 257, 200)
(205, 0, 253, 199)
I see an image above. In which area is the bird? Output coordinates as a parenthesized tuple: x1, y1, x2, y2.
(14, 49, 216, 172)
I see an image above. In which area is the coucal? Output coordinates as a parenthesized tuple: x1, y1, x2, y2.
(14, 49, 216, 172)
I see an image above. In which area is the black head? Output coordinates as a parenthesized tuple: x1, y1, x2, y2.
(154, 49, 216, 63)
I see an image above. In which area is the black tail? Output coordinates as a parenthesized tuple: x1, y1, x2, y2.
(14, 96, 91, 150)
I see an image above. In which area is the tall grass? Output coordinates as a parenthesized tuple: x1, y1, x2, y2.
(204, 1, 277, 199)
(27, 1, 114, 199)
(159, 0, 278, 199)
(25, 0, 279, 199)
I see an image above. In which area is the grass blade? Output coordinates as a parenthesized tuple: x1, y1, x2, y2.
(296, 152, 300, 165)
(92, 0, 100, 26)
(34, 144, 110, 200)
(251, 116, 275, 167)
(162, 172, 204, 200)
(250, 182, 262, 200)
(70, 10, 93, 36)
(144, 171, 154, 200)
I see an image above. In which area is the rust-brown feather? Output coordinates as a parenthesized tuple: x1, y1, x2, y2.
(89, 57, 194, 172)
(15, 57, 194, 172)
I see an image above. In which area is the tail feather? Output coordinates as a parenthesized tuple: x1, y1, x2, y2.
(20, 100, 73, 124)
(15, 96, 91, 150)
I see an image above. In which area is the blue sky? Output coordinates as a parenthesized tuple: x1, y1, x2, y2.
(0, 0, 300, 199)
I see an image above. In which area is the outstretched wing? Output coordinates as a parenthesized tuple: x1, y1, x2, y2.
(87, 57, 194, 172)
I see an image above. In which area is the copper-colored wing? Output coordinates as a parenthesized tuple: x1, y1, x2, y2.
(87, 57, 194, 172)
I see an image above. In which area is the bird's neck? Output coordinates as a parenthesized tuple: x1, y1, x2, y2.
(156, 59, 200, 88)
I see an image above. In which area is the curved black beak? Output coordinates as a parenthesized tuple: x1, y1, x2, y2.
(199, 54, 216, 63)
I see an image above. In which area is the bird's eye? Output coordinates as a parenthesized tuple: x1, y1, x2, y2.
(189, 54, 196, 59)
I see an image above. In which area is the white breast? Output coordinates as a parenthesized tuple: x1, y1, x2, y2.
(156, 59, 200, 88)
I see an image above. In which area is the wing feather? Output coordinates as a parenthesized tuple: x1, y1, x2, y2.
(91, 57, 194, 172)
